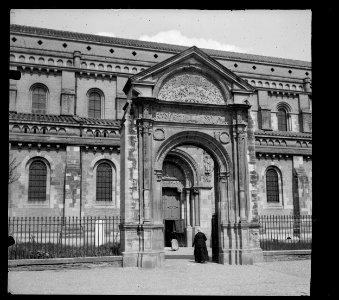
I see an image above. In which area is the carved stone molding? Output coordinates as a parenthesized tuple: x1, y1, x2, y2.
(155, 110, 227, 125)
(158, 72, 225, 105)
(162, 180, 184, 192)
(219, 132, 230, 144)
(153, 128, 165, 141)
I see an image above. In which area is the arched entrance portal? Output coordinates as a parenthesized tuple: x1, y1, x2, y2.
(161, 146, 220, 261)
(154, 131, 232, 263)
(120, 46, 263, 268)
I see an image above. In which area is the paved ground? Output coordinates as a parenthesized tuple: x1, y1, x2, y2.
(8, 258, 310, 295)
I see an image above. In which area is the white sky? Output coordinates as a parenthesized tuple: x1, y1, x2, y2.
(10, 9, 312, 62)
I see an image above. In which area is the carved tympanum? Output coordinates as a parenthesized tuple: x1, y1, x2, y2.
(158, 72, 225, 105)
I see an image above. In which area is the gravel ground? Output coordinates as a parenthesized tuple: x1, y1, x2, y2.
(8, 259, 311, 296)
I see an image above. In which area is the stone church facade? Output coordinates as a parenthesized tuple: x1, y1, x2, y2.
(9, 24, 312, 267)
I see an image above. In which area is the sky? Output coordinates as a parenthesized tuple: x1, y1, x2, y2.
(10, 9, 312, 62)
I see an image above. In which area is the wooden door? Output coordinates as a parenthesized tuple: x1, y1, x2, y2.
(163, 188, 180, 220)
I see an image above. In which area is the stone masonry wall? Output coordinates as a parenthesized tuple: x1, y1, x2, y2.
(8, 146, 66, 217)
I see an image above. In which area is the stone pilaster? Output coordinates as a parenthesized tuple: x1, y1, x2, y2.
(73, 51, 81, 68)
(300, 110, 312, 133)
(292, 156, 310, 232)
(303, 77, 311, 93)
(60, 92, 75, 115)
(219, 103, 263, 265)
(137, 118, 154, 223)
(64, 146, 81, 217)
(259, 107, 272, 130)
(120, 97, 164, 268)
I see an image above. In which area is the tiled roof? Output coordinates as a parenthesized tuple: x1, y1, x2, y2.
(9, 112, 120, 126)
(255, 130, 312, 138)
(10, 24, 311, 68)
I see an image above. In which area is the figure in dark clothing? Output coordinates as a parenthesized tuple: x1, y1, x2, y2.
(192, 228, 209, 263)
(8, 236, 15, 247)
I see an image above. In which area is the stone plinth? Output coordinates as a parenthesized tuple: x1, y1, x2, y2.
(120, 223, 165, 268)
(219, 222, 263, 265)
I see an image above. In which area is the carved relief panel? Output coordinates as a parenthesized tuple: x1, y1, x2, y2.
(158, 71, 225, 105)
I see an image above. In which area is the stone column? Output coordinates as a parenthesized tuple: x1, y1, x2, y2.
(180, 191, 185, 220)
(140, 119, 153, 223)
(236, 126, 248, 222)
(193, 188, 200, 226)
(190, 189, 195, 228)
(218, 171, 230, 223)
(185, 188, 192, 247)
(185, 189, 191, 226)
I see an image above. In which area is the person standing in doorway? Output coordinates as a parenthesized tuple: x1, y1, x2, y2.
(192, 228, 209, 263)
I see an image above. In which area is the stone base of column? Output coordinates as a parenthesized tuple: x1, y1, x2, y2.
(186, 226, 192, 247)
(218, 247, 264, 265)
(122, 250, 165, 268)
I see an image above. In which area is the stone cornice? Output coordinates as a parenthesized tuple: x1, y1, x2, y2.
(255, 146, 312, 156)
(254, 130, 312, 139)
(9, 133, 121, 147)
(9, 112, 120, 128)
(11, 61, 123, 79)
(10, 24, 311, 69)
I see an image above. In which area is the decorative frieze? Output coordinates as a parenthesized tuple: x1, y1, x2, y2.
(162, 180, 184, 192)
(155, 110, 227, 125)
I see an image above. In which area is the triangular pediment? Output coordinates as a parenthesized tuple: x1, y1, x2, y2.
(123, 46, 255, 101)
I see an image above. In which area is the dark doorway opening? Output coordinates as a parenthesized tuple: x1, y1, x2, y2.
(164, 220, 176, 247)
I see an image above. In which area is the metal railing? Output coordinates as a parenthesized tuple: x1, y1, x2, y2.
(258, 215, 312, 251)
(8, 216, 122, 260)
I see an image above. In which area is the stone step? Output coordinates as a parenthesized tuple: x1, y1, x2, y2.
(164, 247, 213, 259)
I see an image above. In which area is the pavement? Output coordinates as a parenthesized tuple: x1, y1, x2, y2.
(7, 253, 311, 296)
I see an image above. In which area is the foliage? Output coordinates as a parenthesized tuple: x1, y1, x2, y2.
(8, 153, 20, 184)
(8, 241, 121, 260)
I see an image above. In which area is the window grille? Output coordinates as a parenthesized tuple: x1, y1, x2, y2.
(277, 109, 288, 131)
(32, 87, 47, 114)
(28, 161, 47, 201)
(88, 92, 101, 118)
(266, 169, 279, 203)
(96, 163, 112, 201)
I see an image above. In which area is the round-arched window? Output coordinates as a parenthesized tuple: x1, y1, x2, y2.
(266, 168, 279, 203)
(88, 92, 101, 118)
(28, 161, 47, 201)
(277, 109, 288, 131)
(32, 86, 47, 114)
(96, 162, 112, 201)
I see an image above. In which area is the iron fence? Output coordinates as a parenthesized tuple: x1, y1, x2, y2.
(258, 215, 312, 251)
(8, 216, 122, 260)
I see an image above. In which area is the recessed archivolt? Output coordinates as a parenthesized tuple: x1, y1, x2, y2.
(155, 131, 231, 175)
(167, 149, 199, 186)
(164, 152, 196, 188)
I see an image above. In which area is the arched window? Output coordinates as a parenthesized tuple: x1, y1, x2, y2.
(266, 169, 279, 203)
(88, 91, 101, 118)
(32, 86, 47, 114)
(28, 161, 47, 201)
(96, 162, 112, 201)
(277, 109, 288, 131)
